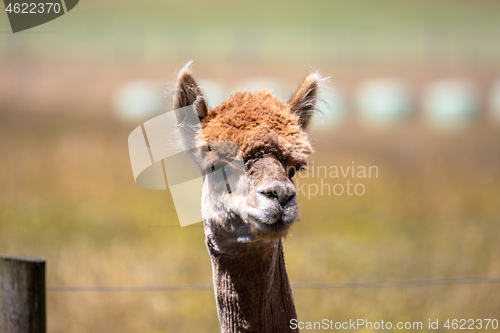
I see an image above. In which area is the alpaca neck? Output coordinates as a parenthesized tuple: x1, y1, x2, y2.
(207, 237, 298, 333)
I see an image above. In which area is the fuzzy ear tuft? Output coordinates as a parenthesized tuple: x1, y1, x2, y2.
(288, 73, 322, 129)
(172, 62, 208, 119)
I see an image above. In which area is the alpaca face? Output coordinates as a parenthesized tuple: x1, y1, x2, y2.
(242, 154, 302, 238)
(173, 64, 319, 244)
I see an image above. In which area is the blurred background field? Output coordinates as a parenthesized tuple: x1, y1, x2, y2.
(1, 0, 500, 332)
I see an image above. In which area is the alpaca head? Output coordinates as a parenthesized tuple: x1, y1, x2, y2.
(173, 65, 319, 248)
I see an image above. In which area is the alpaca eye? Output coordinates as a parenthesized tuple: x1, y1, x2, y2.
(288, 165, 306, 178)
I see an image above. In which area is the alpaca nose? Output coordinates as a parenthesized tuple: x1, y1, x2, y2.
(259, 183, 296, 206)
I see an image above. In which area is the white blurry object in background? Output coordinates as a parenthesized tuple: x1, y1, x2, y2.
(311, 85, 346, 129)
(114, 80, 165, 121)
(355, 79, 412, 126)
(423, 79, 478, 129)
(489, 79, 500, 124)
(199, 80, 227, 108)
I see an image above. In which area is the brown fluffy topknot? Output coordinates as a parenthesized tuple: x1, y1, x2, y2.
(199, 90, 313, 165)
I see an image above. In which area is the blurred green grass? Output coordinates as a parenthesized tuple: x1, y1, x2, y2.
(0, 109, 499, 332)
(2, 0, 500, 67)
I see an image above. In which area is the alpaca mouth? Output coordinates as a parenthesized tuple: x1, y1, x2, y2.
(246, 211, 296, 239)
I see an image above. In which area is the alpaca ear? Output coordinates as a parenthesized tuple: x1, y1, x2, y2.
(172, 62, 208, 120)
(288, 73, 320, 129)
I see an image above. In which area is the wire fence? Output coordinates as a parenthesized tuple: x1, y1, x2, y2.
(46, 276, 500, 292)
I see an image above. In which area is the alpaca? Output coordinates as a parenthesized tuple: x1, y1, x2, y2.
(172, 64, 319, 333)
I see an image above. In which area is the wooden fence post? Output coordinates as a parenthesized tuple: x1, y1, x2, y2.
(0, 255, 46, 333)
